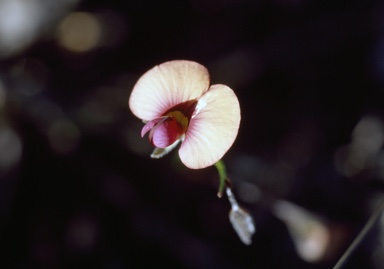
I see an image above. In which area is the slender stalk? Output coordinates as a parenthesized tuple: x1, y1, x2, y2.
(226, 186, 239, 210)
(333, 197, 384, 269)
(214, 160, 228, 198)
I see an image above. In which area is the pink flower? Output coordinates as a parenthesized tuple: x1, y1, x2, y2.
(129, 60, 241, 169)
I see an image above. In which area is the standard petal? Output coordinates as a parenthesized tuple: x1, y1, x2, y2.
(179, 84, 241, 169)
(129, 60, 210, 121)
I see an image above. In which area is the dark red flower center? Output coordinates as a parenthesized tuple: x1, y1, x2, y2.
(141, 99, 198, 148)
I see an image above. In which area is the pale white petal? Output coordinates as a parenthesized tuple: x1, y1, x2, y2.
(179, 84, 240, 169)
(129, 60, 210, 121)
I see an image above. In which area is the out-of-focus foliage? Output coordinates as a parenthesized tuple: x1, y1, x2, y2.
(0, 0, 79, 58)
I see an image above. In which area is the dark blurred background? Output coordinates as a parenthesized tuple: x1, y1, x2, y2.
(0, 0, 384, 268)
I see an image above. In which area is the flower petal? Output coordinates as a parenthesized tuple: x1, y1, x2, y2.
(179, 84, 241, 169)
(141, 117, 167, 137)
(149, 117, 180, 148)
(129, 60, 210, 121)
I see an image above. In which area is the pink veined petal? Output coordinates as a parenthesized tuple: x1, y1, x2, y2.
(179, 84, 241, 169)
(150, 117, 180, 148)
(141, 117, 168, 137)
(129, 60, 210, 121)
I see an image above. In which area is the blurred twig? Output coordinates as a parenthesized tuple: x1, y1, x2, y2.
(333, 197, 384, 269)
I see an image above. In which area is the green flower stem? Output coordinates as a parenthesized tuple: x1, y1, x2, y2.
(215, 159, 229, 198)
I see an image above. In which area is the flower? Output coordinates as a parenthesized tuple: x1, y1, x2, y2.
(129, 60, 240, 169)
